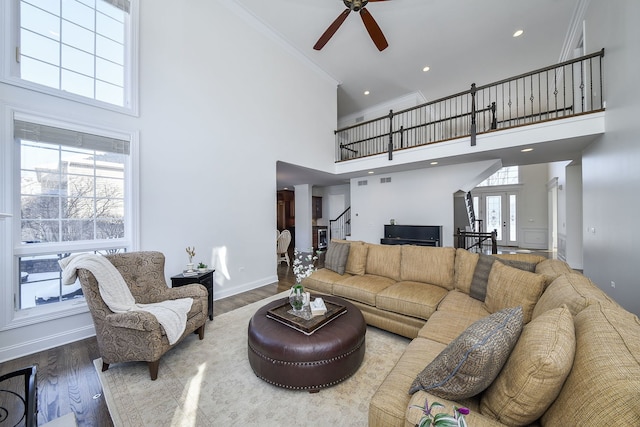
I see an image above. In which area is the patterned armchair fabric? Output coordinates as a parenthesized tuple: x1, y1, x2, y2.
(76, 251, 208, 380)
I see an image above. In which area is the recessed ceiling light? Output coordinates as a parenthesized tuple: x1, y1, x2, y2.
(422, 66, 430, 72)
(513, 29, 524, 38)
(430, 161, 438, 165)
(368, 171, 375, 174)
(521, 148, 534, 152)
(364, 90, 370, 95)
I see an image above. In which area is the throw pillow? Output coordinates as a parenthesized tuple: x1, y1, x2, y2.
(469, 254, 496, 301)
(409, 306, 524, 400)
(480, 305, 576, 426)
(345, 242, 368, 275)
(469, 256, 539, 302)
(453, 248, 479, 294)
(498, 258, 537, 272)
(324, 241, 350, 275)
(484, 262, 546, 323)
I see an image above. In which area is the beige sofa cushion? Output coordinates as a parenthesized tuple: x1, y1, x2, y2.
(365, 243, 402, 281)
(535, 258, 573, 283)
(437, 290, 491, 319)
(409, 307, 523, 400)
(332, 274, 395, 306)
(481, 305, 575, 425)
(484, 262, 546, 323)
(376, 281, 448, 321)
(542, 302, 640, 426)
(400, 246, 456, 290)
(345, 241, 368, 275)
(370, 337, 446, 427)
(531, 272, 617, 320)
(454, 248, 480, 294)
(418, 309, 486, 345)
(302, 269, 351, 295)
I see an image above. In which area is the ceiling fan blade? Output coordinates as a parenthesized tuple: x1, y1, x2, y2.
(313, 9, 351, 51)
(360, 7, 388, 51)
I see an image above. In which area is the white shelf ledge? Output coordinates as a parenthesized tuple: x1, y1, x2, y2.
(0, 213, 12, 219)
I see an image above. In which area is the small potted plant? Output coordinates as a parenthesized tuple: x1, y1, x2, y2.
(410, 397, 469, 427)
(197, 262, 208, 273)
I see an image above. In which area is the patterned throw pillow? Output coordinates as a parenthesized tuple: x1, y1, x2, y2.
(324, 241, 350, 275)
(409, 306, 523, 400)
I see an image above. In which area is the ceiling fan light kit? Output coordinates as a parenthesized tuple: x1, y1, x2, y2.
(314, 0, 389, 51)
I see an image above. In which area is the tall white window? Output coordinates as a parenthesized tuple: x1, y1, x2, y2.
(3, 0, 137, 111)
(477, 166, 519, 187)
(13, 115, 135, 310)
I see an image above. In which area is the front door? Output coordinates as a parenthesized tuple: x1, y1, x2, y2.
(478, 192, 518, 247)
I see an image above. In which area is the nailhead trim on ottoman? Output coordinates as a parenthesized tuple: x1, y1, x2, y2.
(247, 296, 366, 392)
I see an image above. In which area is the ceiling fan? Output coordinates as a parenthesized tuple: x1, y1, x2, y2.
(314, 0, 390, 51)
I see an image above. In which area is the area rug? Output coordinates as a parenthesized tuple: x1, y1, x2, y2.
(94, 291, 410, 427)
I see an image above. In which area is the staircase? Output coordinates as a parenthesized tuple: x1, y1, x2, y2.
(329, 207, 351, 241)
(456, 191, 498, 253)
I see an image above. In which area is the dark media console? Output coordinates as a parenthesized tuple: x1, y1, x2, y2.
(380, 224, 442, 247)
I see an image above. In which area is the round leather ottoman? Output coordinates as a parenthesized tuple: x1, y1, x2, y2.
(247, 295, 366, 392)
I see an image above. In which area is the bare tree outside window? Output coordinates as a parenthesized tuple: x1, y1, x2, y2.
(18, 139, 128, 309)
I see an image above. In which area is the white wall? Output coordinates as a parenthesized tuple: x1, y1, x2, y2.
(517, 164, 550, 249)
(547, 161, 583, 269)
(565, 163, 583, 269)
(337, 92, 427, 130)
(581, 0, 640, 315)
(139, 1, 337, 297)
(0, 0, 338, 360)
(349, 160, 501, 246)
(548, 162, 567, 251)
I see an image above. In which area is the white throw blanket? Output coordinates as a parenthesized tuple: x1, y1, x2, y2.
(59, 253, 193, 345)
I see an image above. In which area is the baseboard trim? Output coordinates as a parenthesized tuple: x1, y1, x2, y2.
(0, 324, 96, 363)
(213, 275, 278, 300)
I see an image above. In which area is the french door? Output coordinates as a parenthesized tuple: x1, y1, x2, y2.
(474, 192, 518, 246)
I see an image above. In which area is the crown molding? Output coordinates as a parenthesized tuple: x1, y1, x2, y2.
(559, 0, 591, 61)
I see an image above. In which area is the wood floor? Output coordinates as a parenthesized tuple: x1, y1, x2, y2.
(0, 265, 295, 427)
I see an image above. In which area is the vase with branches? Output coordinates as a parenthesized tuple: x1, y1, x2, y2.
(185, 246, 196, 271)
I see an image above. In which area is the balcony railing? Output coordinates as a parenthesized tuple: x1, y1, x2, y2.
(335, 49, 605, 162)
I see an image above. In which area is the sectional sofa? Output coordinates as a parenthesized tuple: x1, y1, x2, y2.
(302, 240, 640, 426)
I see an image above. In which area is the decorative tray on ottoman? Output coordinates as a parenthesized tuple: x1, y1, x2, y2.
(266, 299, 347, 335)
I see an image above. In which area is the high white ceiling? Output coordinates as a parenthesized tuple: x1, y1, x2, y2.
(229, 0, 589, 189)
(233, 0, 580, 119)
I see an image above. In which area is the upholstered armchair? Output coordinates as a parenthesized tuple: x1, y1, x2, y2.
(76, 251, 208, 380)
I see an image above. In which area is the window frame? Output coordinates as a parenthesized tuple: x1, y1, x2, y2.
(0, 0, 140, 116)
(0, 106, 139, 330)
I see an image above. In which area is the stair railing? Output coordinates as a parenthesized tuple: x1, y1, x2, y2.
(329, 207, 351, 241)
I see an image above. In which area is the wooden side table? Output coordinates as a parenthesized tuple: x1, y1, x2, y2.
(171, 270, 215, 320)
